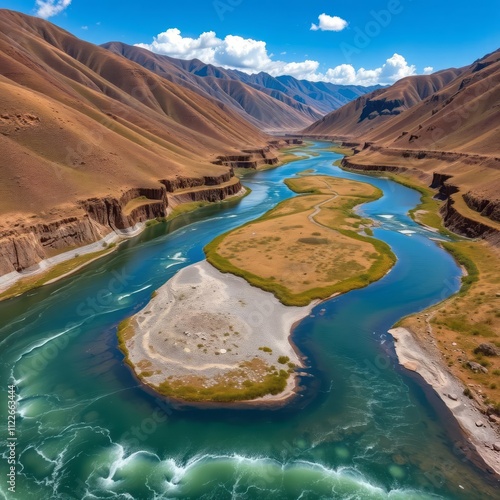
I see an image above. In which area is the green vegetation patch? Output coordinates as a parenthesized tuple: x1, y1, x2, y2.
(154, 367, 290, 402)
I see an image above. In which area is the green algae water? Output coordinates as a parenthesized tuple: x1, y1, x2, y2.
(0, 143, 498, 499)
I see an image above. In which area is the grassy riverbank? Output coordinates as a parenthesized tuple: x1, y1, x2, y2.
(0, 245, 115, 302)
(205, 175, 396, 306)
(398, 240, 500, 412)
(336, 149, 500, 416)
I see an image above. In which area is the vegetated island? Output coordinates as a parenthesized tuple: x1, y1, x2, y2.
(118, 175, 396, 403)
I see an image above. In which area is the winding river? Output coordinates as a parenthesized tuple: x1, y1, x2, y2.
(0, 143, 497, 499)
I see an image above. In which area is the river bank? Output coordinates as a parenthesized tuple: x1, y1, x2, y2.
(331, 146, 500, 476)
(0, 145, 305, 302)
(388, 327, 500, 475)
(0, 187, 248, 301)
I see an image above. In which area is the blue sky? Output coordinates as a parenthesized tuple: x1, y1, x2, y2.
(2, 0, 499, 85)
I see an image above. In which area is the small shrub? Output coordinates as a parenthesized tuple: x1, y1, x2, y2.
(278, 356, 290, 364)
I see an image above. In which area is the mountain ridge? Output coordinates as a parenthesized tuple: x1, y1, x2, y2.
(102, 41, 381, 131)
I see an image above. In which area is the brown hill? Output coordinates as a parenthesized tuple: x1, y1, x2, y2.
(102, 42, 381, 132)
(303, 50, 500, 243)
(102, 42, 321, 131)
(303, 69, 463, 138)
(0, 10, 277, 276)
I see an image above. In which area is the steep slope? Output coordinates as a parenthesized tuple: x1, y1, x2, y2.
(102, 42, 380, 131)
(0, 9, 276, 277)
(303, 50, 500, 243)
(303, 69, 463, 138)
(102, 42, 319, 130)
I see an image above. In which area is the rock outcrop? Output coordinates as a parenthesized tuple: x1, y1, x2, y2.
(474, 343, 500, 357)
(0, 233, 47, 274)
(430, 173, 460, 200)
(463, 192, 500, 223)
(341, 156, 407, 175)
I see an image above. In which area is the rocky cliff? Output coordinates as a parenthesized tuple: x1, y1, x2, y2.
(340, 153, 500, 245)
(0, 168, 245, 278)
(441, 198, 500, 245)
(211, 143, 284, 170)
(463, 192, 500, 223)
(341, 156, 408, 175)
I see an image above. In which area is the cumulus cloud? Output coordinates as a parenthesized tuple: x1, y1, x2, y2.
(35, 0, 72, 19)
(311, 13, 348, 32)
(322, 54, 416, 85)
(136, 29, 320, 80)
(136, 29, 420, 85)
(423, 66, 434, 74)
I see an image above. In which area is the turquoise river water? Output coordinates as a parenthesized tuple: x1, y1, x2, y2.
(0, 143, 498, 499)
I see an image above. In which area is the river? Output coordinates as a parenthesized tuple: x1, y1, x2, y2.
(0, 142, 497, 499)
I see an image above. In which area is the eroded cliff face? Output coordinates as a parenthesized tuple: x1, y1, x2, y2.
(0, 166, 245, 277)
(0, 232, 47, 275)
(430, 173, 459, 200)
(463, 192, 500, 223)
(341, 156, 500, 245)
(212, 144, 281, 169)
(80, 191, 167, 231)
(441, 198, 500, 245)
(160, 172, 233, 192)
(341, 157, 407, 174)
(170, 179, 243, 205)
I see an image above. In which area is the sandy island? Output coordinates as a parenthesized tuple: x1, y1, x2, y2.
(389, 327, 500, 475)
(121, 260, 317, 403)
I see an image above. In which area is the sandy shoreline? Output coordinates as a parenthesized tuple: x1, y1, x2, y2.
(123, 260, 317, 404)
(388, 327, 500, 475)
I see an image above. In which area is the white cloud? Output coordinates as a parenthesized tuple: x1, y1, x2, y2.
(81, 25, 88, 30)
(311, 13, 348, 32)
(423, 66, 434, 74)
(136, 29, 421, 85)
(323, 54, 416, 85)
(35, 0, 72, 19)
